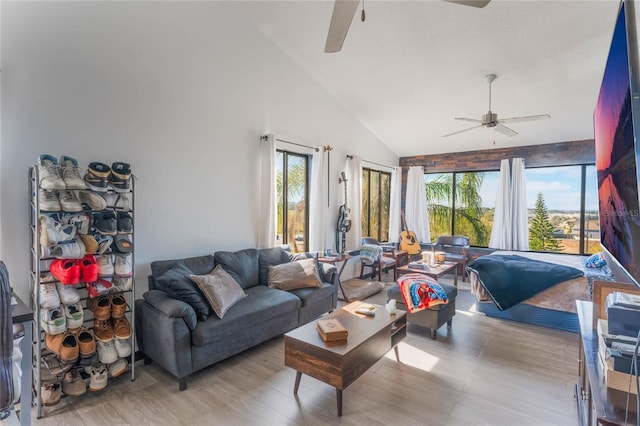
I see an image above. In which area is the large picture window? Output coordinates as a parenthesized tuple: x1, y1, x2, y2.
(276, 150, 309, 253)
(362, 168, 391, 242)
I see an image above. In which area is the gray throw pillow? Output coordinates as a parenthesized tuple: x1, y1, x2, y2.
(268, 258, 323, 291)
(190, 265, 247, 319)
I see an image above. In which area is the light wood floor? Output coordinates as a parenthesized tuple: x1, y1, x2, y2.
(19, 274, 579, 426)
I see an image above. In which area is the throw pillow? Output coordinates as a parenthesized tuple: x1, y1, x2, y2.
(585, 252, 607, 268)
(268, 258, 323, 291)
(189, 265, 247, 319)
(156, 263, 211, 321)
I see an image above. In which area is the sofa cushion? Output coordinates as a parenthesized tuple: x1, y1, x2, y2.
(156, 263, 211, 321)
(268, 258, 323, 290)
(191, 286, 300, 346)
(288, 282, 335, 307)
(150, 255, 215, 290)
(214, 249, 259, 289)
(190, 265, 247, 319)
(258, 247, 290, 285)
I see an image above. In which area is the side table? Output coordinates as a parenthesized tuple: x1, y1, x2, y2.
(317, 254, 352, 302)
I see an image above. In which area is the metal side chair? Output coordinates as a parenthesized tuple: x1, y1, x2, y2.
(434, 235, 470, 282)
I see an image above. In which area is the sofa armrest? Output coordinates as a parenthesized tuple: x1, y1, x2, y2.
(319, 263, 338, 285)
(142, 290, 197, 330)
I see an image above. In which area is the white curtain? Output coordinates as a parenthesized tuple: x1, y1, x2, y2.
(258, 134, 276, 248)
(308, 148, 326, 252)
(489, 159, 511, 249)
(345, 155, 362, 251)
(405, 166, 430, 243)
(511, 158, 529, 250)
(388, 167, 402, 244)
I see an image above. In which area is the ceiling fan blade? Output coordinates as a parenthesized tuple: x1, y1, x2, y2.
(325, 0, 360, 53)
(495, 123, 519, 137)
(499, 114, 551, 123)
(454, 117, 483, 123)
(442, 0, 491, 8)
(442, 125, 484, 137)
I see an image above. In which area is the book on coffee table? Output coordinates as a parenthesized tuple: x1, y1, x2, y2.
(317, 318, 348, 341)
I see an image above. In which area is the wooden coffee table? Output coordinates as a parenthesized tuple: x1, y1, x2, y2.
(397, 260, 458, 287)
(284, 302, 407, 416)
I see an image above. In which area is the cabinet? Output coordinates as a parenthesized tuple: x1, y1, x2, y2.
(29, 163, 136, 418)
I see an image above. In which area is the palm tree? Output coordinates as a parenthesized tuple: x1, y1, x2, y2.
(276, 153, 307, 251)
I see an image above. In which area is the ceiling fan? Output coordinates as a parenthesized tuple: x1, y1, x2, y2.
(442, 74, 551, 138)
(324, 0, 490, 53)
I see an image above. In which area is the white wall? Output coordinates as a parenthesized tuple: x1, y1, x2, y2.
(1, 1, 397, 301)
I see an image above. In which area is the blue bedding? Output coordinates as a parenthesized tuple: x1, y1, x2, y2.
(466, 254, 584, 311)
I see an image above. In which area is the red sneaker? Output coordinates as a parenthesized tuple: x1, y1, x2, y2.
(50, 259, 80, 285)
(81, 255, 98, 283)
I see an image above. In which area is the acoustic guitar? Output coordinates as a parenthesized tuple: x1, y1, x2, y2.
(400, 210, 421, 255)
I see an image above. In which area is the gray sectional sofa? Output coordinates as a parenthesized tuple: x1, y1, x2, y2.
(134, 247, 338, 390)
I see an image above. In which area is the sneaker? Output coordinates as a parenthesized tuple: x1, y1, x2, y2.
(41, 382, 62, 406)
(87, 294, 111, 320)
(63, 302, 83, 328)
(37, 154, 65, 190)
(81, 254, 98, 282)
(103, 192, 132, 212)
(113, 317, 132, 339)
(109, 162, 131, 193)
(108, 358, 128, 378)
(57, 190, 82, 212)
(114, 337, 132, 358)
(40, 352, 73, 378)
(61, 212, 91, 235)
(112, 234, 133, 254)
(40, 272, 57, 283)
(77, 190, 107, 210)
(116, 212, 133, 234)
(70, 327, 96, 357)
(41, 307, 66, 335)
(76, 352, 98, 368)
(78, 234, 99, 254)
(95, 235, 113, 255)
(59, 156, 87, 190)
(84, 162, 111, 192)
(93, 318, 115, 342)
(114, 254, 132, 277)
(49, 238, 86, 260)
(45, 332, 79, 363)
(39, 283, 61, 309)
(39, 189, 61, 211)
(110, 293, 127, 318)
(40, 215, 76, 247)
(86, 279, 113, 299)
(113, 275, 133, 292)
(93, 211, 117, 236)
(61, 370, 86, 396)
(85, 364, 108, 391)
(96, 254, 114, 277)
(56, 282, 80, 305)
(97, 339, 118, 364)
(50, 259, 81, 284)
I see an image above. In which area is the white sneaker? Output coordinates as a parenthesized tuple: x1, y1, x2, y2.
(59, 156, 87, 190)
(97, 339, 118, 364)
(40, 215, 76, 247)
(96, 255, 114, 277)
(77, 190, 107, 210)
(61, 212, 91, 235)
(50, 238, 85, 259)
(114, 337, 132, 358)
(103, 192, 132, 212)
(113, 275, 133, 292)
(114, 254, 132, 277)
(39, 283, 60, 309)
(59, 190, 83, 212)
(107, 358, 128, 378)
(85, 364, 108, 391)
(56, 282, 80, 305)
(63, 302, 84, 329)
(38, 154, 65, 190)
(40, 307, 66, 335)
(39, 189, 61, 211)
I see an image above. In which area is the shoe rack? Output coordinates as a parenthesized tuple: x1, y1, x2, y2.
(29, 164, 136, 419)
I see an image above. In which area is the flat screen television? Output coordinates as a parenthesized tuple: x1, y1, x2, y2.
(594, 0, 640, 286)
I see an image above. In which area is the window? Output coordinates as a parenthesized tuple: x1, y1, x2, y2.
(362, 168, 391, 242)
(275, 150, 309, 253)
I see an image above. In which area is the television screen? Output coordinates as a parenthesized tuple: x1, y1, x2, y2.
(594, 0, 640, 286)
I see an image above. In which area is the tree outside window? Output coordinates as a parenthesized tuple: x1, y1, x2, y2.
(276, 150, 309, 253)
(362, 168, 390, 242)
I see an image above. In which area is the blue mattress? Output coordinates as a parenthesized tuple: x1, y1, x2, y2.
(477, 300, 579, 333)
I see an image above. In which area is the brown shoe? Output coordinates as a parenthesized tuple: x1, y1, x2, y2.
(45, 332, 79, 363)
(41, 381, 62, 406)
(70, 326, 96, 357)
(93, 319, 115, 342)
(113, 317, 132, 339)
(87, 294, 111, 320)
(110, 293, 127, 318)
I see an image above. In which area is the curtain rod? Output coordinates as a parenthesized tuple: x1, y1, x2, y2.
(261, 135, 320, 152)
(346, 154, 396, 170)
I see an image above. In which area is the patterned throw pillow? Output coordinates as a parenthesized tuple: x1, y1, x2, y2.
(585, 252, 607, 268)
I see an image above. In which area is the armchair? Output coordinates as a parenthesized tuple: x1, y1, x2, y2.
(359, 238, 399, 281)
(434, 235, 470, 282)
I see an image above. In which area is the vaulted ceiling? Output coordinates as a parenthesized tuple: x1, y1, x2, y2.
(234, 0, 619, 157)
